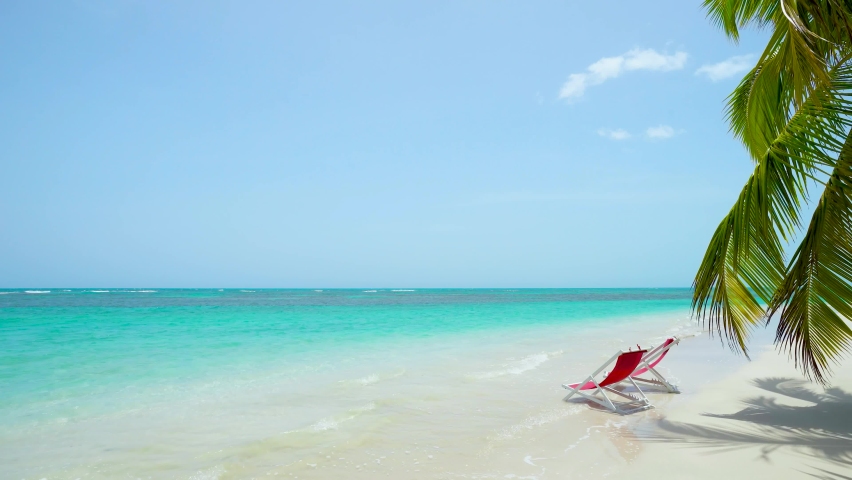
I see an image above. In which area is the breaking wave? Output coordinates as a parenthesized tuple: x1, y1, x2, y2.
(309, 403, 377, 431)
(471, 351, 564, 380)
(494, 406, 584, 441)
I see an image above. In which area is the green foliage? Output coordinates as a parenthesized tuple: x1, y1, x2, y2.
(769, 135, 852, 383)
(695, 0, 852, 382)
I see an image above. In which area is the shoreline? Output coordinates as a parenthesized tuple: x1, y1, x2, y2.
(3, 302, 849, 479)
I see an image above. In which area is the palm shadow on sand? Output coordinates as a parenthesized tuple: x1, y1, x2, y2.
(648, 377, 852, 479)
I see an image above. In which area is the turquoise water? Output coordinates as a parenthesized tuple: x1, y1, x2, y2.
(0, 289, 690, 423)
(0, 288, 694, 479)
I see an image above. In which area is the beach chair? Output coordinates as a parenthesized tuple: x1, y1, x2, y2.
(562, 349, 653, 415)
(630, 337, 683, 393)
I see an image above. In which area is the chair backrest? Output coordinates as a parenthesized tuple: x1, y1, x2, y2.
(646, 337, 676, 369)
(599, 350, 646, 387)
(631, 337, 677, 378)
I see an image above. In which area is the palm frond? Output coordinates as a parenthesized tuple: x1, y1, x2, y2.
(698, 0, 852, 382)
(768, 131, 852, 384)
(703, 0, 852, 47)
(702, 0, 777, 42)
(692, 155, 792, 355)
(705, 1, 852, 134)
(693, 59, 852, 356)
(723, 26, 851, 162)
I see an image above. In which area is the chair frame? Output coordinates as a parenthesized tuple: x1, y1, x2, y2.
(562, 350, 653, 415)
(631, 336, 689, 394)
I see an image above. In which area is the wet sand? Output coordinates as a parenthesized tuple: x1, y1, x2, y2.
(6, 314, 849, 479)
(276, 329, 852, 480)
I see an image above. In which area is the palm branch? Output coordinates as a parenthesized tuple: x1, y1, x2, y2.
(768, 133, 852, 383)
(694, 0, 852, 381)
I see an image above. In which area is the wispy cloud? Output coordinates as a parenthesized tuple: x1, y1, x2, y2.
(695, 55, 754, 81)
(597, 128, 632, 140)
(646, 125, 676, 139)
(559, 48, 688, 101)
(597, 125, 680, 141)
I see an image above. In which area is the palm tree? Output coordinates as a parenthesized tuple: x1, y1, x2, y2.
(694, 0, 852, 383)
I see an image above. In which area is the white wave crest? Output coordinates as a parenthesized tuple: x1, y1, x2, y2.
(240, 290, 255, 293)
(472, 350, 563, 380)
(350, 402, 377, 414)
(188, 465, 225, 480)
(310, 418, 339, 431)
(363, 290, 377, 293)
(309, 403, 377, 432)
(358, 374, 380, 385)
(342, 369, 406, 387)
(90, 290, 109, 293)
(494, 406, 584, 441)
(564, 419, 627, 452)
(24, 290, 50, 294)
(392, 289, 415, 292)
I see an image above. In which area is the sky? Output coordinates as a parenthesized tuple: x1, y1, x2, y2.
(0, 0, 774, 288)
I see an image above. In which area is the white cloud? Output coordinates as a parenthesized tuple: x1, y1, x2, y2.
(695, 55, 754, 81)
(598, 128, 632, 140)
(646, 125, 675, 139)
(559, 48, 688, 101)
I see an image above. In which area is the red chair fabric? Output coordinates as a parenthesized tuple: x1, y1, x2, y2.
(566, 350, 647, 391)
(631, 338, 674, 378)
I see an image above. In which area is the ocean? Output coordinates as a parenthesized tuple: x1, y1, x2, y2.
(0, 288, 700, 479)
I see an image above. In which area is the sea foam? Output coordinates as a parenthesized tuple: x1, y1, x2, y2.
(494, 406, 584, 441)
(309, 403, 377, 431)
(471, 351, 564, 380)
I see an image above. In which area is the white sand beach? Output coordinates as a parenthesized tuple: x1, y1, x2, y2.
(629, 344, 852, 480)
(460, 331, 852, 480)
(264, 325, 851, 480)
(6, 1, 852, 479)
(4, 311, 849, 480)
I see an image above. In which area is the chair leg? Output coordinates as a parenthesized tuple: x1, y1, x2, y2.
(647, 366, 679, 393)
(627, 377, 650, 403)
(596, 388, 618, 412)
(563, 376, 593, 402)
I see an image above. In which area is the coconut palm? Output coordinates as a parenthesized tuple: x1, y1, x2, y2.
(694, 0, 852, 383)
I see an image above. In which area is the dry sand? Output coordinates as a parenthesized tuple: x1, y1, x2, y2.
(248, 327, 852, 480)
(413, 331, 852, 480)
(628, 343, 852, 480)
(518, 334, 852, 480)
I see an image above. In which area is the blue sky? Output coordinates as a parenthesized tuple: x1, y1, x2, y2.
(0, 1, 771, 288)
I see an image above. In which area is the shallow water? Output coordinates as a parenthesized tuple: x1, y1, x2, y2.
(0, 288, 700, 479)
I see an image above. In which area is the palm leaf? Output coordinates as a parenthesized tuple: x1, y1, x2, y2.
(693, 59, 852, 356)
(768, 131, 852, 383)
(698, 0, 852, 381)
(703, 0, 852, 48)
(692, 155, 792, 355)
